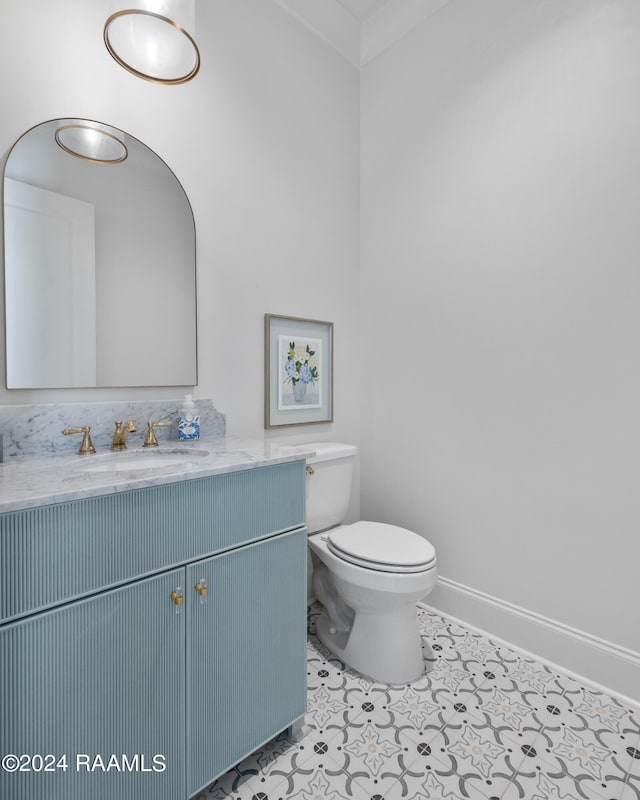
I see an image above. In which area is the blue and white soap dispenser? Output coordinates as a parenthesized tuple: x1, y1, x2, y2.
(178, 394, 200, 441)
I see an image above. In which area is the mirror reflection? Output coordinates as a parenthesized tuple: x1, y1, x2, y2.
(3, 118, 197, 388)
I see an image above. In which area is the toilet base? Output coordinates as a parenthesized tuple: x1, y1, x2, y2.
(315, 604, 426, 685)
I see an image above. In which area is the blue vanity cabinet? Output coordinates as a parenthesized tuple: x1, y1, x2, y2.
(0, 460, 308, 800)
(0, 569, 186, 800)
(186, 528, 307, 796)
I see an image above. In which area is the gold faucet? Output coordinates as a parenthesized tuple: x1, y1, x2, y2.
(62, 426, 96, 455)
(111, 420, 137, 450)
(144, 421, 172, 447)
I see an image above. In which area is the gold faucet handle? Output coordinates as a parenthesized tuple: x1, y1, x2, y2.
(62, 426, 96, 455)
(144, 420, 173, 447)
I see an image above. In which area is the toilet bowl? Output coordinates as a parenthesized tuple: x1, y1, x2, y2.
(304, 443, 438, 684)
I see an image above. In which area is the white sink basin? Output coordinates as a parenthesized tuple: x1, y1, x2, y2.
(69, 448, 209, 474)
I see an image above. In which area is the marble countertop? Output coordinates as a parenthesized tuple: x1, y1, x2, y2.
(0, 437, 315, 513)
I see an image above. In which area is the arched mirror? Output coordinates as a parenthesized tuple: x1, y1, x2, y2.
(3, 118, 197, 388)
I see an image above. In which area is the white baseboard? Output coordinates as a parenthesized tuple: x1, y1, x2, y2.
(423, 576, 640, 710)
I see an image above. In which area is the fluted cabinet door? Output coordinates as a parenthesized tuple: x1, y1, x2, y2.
(0, 568, 186, 800)
(186, 528, 307, 797)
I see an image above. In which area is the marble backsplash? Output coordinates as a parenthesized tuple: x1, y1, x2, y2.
(0, 399, 225, 458)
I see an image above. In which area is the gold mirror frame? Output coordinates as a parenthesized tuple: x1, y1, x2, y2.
(3, 117, 198, 389)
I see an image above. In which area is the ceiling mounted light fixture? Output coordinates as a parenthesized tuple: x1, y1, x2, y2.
(104, 0, 200, 85)
(55, 123, 128, 164)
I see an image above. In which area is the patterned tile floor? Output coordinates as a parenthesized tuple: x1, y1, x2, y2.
(196, 604, 640, 800)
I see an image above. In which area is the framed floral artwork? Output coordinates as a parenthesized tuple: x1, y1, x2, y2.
(264, 314, 334, 428)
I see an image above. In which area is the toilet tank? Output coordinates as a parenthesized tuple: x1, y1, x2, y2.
(305, 442, 357, 534)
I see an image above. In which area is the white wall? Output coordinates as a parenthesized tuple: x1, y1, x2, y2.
(0, 0, 361, 482)
(3, 0, 638, 698)
(361, 0, 640, 697)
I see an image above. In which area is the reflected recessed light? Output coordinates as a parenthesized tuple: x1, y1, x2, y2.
(104, 1, 200, 85)
(55, 124, 128, 164)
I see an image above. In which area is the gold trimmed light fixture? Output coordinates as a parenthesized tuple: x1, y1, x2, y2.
(104, 0, 200, 85)
(55, 123, 128, 164)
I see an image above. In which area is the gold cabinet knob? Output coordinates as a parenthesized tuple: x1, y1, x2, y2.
(170, 590, 184, 606)
(194, 580, 208, 606)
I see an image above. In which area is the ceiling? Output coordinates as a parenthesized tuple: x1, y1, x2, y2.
(273, 0, 450, 67)
(335, 0, 392, 23)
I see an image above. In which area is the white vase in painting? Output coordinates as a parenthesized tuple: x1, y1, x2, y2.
(292, 381, 307, 403)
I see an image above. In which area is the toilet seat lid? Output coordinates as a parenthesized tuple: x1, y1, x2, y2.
(327, 521, 436, 573)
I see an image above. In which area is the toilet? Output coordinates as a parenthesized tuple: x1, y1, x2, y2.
(305, 443, 437, 684)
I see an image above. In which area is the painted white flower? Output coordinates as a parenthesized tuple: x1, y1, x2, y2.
(418, 614, 449, 635)
(414, 772, 458, 800)
(308, 686, 345, 727)
(293, 371, 300, 380)
(482, 688, 532, 729)
(457, 633, 498, 661)
(510, 660, 554, 693)
(555, 728, 610, 779)
(573, 690, 627, 733)
(449, 725, 505, 778)
(288, 768, 344, 800)
(531, 772, 575, 800)
(389, 687, 438, 727)
(434, 663, 472, 692)
(344, 723, 401, 776)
